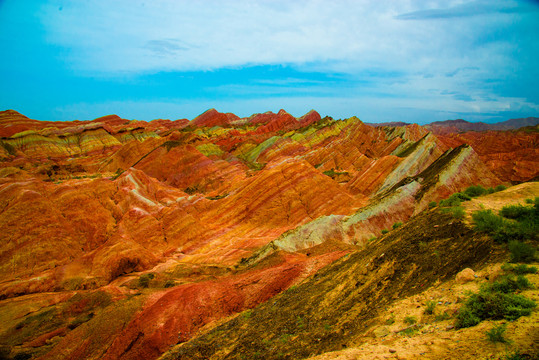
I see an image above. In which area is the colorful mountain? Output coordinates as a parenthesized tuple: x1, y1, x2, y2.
(0, 109, 537, 360)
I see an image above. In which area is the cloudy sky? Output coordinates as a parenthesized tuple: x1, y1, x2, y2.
(1, 0, 538, 123)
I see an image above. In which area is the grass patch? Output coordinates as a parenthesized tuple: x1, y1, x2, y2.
(485, 323, 508, 343)
(424, 300, 436, 315)
(441, 205, 465, 219)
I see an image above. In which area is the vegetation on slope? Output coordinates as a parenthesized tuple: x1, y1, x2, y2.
(161, 209, 494, 360)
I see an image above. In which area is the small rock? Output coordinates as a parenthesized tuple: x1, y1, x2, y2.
(389, 348, 397, 353)
(455, 268, 475, 283)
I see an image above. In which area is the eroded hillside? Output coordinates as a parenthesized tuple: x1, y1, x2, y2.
(0, 109, 537, 360)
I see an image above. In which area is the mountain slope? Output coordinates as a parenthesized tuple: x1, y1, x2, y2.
(0, 109, 537, 360)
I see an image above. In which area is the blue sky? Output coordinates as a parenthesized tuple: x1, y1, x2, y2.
(1, 0, 538, 124)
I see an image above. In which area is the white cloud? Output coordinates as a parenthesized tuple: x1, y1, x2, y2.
(40, 0, 522, 75)
(36, 0, 538, 123)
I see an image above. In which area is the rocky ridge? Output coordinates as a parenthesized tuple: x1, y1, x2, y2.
(0, 109, 537, 360)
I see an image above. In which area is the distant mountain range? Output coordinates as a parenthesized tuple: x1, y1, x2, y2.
(367, 117, 539, 134)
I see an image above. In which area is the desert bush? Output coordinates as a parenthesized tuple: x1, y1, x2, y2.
(381, 229, 389, 234)
(424, 300, 436, 315)
(485, 323, 508, 343)
(502, 263, 538, 275)
(495, 184, 508, 192)
(439, 192, 471, 207)
(447, 206, 465, 219)
(392, 222, 403, 229)
(456, 291, 535, 328)
(428, 201, 437, 208)
(508, 241, 536, 263)
(483, 275, 532, 294)
(464, 185, 488, 198)
(499, 204, 534, 220)
(473, 210, 504, 233)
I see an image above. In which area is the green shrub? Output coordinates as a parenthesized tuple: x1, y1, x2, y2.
(502, 264, 538, 275)
(424, 300, 436, 315)
(448, 206, 465, 219)
(493, 221, 526, 243)
(381, 229, 389, 234)
(508, 241, 536, 263)
(499, 205, 534, 220)
(392, 222, 403, 229)
(455, 291, 535, 328)
(456, 273, 536, 329)
(439, 192, 470, 207)
(428, 201, 437, 209)
(495, 184, 508, 192)
(525, 198, 534, 204)
(485, 323, 508, 343)
(464, 185, 488, 198)
(483, 275, 532, 294)
(455, 307, 481, 328)
(472, 210, 504, 233)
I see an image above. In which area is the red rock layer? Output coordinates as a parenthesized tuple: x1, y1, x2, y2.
(0, 108, 533, 360)
(436, 130, 539, 183)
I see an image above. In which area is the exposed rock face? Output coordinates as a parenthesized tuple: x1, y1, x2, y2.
(0, 108, 535, 360)
(435, 129, 539, 183)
